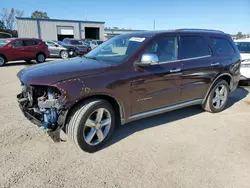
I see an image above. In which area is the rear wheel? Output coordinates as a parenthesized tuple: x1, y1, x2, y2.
(203, 79, 229, 113)
(60, 50, 69, 59)
(66, 99, 115, 153)
(36, 53, 46, 63)
(0, 55, 6, 66)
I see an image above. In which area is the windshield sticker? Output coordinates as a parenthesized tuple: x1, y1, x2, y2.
(129, 37, 145, 42)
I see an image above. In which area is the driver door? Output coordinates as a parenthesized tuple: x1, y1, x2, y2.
(131, 36, 183, 115)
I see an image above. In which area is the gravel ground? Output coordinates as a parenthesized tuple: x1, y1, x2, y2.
(0, 60, 250, 188)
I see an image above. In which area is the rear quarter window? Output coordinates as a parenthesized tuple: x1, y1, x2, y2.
(210, 37, 235, 54)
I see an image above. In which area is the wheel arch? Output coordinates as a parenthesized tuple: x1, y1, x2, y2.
(202, 73, 232, 104)
(36, 51, 46, 58)
(64, 94, 125, 128)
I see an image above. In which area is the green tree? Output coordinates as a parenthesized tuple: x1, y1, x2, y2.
(31, 11, 49, 19)
(236, 32, 243, 38)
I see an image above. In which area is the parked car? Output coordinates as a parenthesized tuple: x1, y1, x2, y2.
(62, 38, 89, 55)
(234, 39, 250, 85)
(90, 40, 103, 49)
(81, 39, 91, 51)
(17, 29, 241, 152)
(0, 38, 49, 66)
(46, 41, 70, 59)
(53, 41, 79, 57)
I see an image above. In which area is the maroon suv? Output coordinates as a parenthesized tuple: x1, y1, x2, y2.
(0, 38, 50, 66)
(17, 29, 241, 152)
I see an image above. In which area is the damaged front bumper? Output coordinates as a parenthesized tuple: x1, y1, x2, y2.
(17, 86, 69, 141)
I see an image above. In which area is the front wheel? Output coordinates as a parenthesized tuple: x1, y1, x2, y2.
(66, 99, 115, 153)
(203, 79, 229, 113)
(0, 56, 6, 66)
(60, 50, 69, 59)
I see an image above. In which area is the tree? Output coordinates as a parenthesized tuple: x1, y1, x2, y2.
(236, 32, 243, 38)
(0, 8, 24, 30)
(31, 11, 49, 19)
(0, 21, 5, 29)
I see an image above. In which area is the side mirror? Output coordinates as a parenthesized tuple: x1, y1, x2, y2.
(137, 53, 159, 66)
(55, 44, 59, 47)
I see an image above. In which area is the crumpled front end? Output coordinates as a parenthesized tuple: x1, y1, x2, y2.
(17, 84, 68, 131)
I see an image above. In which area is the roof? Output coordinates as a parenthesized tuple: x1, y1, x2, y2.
(16, 17, 105, 24)
(119, 29, 226, 38)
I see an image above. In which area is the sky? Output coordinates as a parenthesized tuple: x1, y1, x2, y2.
(1, 0, 250, 34)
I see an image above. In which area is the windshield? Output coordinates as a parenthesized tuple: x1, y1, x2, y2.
(0, 39, 9, 47)
(71, 40, 83, 45)
(85, 35, 148, 63)
(235, 42, 250, 53)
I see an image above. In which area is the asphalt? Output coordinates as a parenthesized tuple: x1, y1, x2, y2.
(0, 59, 250, 188)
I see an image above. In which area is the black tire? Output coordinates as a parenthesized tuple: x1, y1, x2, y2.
(36, 53, 46, 63)
(203, 79, 229, 113)
(60, 50, 69, 59)
(0, 55, 6, 66)
(66, 99, 116, 153)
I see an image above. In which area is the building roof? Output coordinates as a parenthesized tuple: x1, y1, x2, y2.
(16, 17, 105, 24)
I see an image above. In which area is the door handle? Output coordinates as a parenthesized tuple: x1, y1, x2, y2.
(170, 68, 181, 73)
(211, 62, 220, 66)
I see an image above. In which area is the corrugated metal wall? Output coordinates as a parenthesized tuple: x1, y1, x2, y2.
(39, 21, 80, 41)
(80, 23, 104, 41)
(16, 20, 38, 38)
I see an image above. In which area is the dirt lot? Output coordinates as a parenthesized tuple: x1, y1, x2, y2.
(0, 59, 250, 188)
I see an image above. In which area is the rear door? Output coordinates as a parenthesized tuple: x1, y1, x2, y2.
(131, 35, 183, 115)
(8, 39, 25, 60)
(23, 39, 40, 59)
(179, 35, 220, 102)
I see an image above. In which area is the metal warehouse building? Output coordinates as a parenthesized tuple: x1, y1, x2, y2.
(16, 17, 105, 41)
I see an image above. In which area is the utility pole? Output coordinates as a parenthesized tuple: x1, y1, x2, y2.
(153, 20, 155, 30)
(85, 10, 87, 20)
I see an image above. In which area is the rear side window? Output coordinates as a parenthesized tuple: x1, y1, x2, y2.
(23, 40, 39, 46)
(179, 36, 210, 59)
(11, 40, 23, 47)
(210, 37, 235, 53)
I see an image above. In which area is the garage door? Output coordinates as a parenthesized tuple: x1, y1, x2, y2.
(57, 26, 74, 35)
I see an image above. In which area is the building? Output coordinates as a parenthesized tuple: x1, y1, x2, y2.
(16, 17, 105, 41)
(104, 28, 144, 40)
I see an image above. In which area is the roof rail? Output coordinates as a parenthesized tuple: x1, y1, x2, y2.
(176, 28, 224, 34)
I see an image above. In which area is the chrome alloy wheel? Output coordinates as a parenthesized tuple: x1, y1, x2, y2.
(38, 54, 45, 62)
(212, 85, 228, 109)
(61, 51, 69, 59)
(0, 56, 5, 66)
(83, 108, 112, 146)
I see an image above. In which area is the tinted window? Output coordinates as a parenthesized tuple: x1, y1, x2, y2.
(179, 36, 210, 59)
(145, 37, 178, 63)
(211, 37, 235, 53)
(11, 40, 23, 47)
(70, 40, 83, 45)
(23, 40, 39, 46)
(235, 42, 250, 53)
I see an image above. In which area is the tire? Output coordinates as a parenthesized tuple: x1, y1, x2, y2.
(203, 79, 229, 113)
(36, 53, 46, 63)
(60, 50, 69, 59)
(66, 99, 116, 153)
(0, 55, 6, 66)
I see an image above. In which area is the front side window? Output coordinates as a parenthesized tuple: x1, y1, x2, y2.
(211, 37, 235, 53)
(85, 35, 148, 63)
(23, 40, 39, 46)
(46, 41, 56, 47)
(144, 37, 178, 63)
(235, 42, 250, 53)
(11, 40, 23, 47)
(179, 36, 210, 59)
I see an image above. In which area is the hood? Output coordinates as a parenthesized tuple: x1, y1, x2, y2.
(17, 57, 110, 85)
